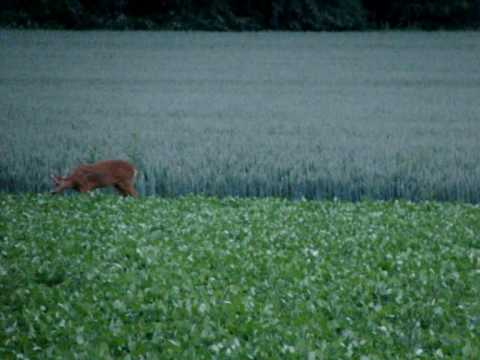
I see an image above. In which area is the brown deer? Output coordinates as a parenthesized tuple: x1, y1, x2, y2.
(51, 160, 138, 197)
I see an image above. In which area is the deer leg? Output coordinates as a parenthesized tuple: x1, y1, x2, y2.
(126, 184, 138, 197)
(116, 182, 138, 197)
(78, 186, 90, 193)
(114, 184, 129, 197)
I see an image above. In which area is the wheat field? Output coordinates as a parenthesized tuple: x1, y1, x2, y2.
(1, 30, 479, 201)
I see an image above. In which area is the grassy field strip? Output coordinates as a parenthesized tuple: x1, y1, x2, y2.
(1, 194, 479, 358)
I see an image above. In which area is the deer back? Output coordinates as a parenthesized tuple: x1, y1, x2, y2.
(73, 160, 136, 187)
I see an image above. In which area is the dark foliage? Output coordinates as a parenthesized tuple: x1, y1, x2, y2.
(0, 0, 479, 30)
(363, 0, 480, 29)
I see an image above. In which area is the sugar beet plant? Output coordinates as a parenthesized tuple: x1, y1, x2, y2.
(1, 194, 479, 358)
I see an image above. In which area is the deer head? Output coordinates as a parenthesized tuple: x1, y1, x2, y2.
(51, 175, 73, 195)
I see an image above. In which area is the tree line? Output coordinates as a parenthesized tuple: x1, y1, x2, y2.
(1, 0, 479, 30)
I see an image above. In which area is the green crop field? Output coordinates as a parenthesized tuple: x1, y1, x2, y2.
(1, 194, 479, 358)
(1, 30, 480, 201)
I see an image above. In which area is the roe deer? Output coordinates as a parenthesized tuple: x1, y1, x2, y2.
(51, 160, 138, 197)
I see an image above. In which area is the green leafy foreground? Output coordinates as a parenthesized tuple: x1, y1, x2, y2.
(0, 194, 479, 359)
